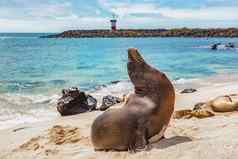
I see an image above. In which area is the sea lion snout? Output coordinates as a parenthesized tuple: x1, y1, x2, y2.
(128, 48, 145, 63)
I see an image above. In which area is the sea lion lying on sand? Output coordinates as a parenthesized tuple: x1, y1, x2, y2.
(91, 48, 175, 151)
(204, 95, 238, 112)
(174, 94, 238, 119)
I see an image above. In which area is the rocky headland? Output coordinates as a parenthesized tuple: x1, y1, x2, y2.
(41, 28, 238, 38)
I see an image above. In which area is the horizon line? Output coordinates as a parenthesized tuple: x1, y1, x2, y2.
(1, 27, 238, 34)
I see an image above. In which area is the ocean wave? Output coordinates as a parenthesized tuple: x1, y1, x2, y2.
(0, 80, 66, 93)
(0, 73, 237, 130)
(0, 93, 59, 129)
(173, 78, 199, 85)
(0, 37, 37, 40)
(0, 93, 60, 106)
(0, 107, 57, 130)
(193, 45, 211, 49)
(0, 36, 12, 39)
(0, 80, 132, 129)
(194, 44, 238, 51)
(215, 44, 227, 50)
(90, 80, 132, 106)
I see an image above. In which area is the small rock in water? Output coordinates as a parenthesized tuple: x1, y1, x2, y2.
(211, 43, 221, 50)
(100, 95, 123, 111)
(211, 42, 237, 50)
(57, 87, 97, 116)
(111, 80, 120, 84)
(226, 43, 235, 48)
(180, 88, 197, 94)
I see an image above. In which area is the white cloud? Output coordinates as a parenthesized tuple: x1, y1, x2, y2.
(0, 17, 109, 32)
(97, 0, 160, 17)
(159, 7, 238, 20)
(0, 0, 238, 32)
(27, 2, 74, 19)
(111, 4, 159, 17)
(98, 0, 238, 20)
(0, 1, 74, 20)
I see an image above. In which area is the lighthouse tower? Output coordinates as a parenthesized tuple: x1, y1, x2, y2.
(110, 14, 117, 31)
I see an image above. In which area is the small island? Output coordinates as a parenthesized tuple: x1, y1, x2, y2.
(41, 28, 238, 38)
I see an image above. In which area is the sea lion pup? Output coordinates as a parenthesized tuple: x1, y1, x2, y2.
(91, 48, 175, 151)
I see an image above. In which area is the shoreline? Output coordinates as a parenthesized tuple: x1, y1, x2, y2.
(1, 73, 238, 158)
(1, 73, 238, 130)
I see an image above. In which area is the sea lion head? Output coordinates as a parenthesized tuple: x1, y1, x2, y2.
(127, 48, 168, 97)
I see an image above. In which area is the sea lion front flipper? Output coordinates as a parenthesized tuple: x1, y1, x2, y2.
(129, 118, 149, 152)
(148, 124, 168, 143)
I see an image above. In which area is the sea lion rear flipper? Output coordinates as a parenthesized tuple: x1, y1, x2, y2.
(173, 109, 192, 119)
(191, 110, 215, 118)
(234, 102, 238, 111)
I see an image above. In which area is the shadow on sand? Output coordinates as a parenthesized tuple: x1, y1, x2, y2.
(149, 136, 192, 150)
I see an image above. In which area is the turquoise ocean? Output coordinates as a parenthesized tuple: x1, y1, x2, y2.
(1, 33, 238, 129)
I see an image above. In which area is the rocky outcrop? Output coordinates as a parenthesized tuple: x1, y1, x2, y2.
(41, 29, 167, 38)
(111, 80, 120, 84)
(211, 42, 237, 50)
(57, 87, 97, 116)
(41, 28, 238, 38)
(99, 95, 123, 111)
(211, 43, 221, 50)
(180, 88, 197, 94)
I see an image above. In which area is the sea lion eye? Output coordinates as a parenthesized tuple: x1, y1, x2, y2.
(161, 73, 166, 78)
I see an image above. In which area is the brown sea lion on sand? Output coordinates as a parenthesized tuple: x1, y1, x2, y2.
(91, 48, 175, 151)
(204, 95, 238, 112)
(174, 94, 238, 119)
(127, 48, 175, 140)
(174, 109, 215, 119)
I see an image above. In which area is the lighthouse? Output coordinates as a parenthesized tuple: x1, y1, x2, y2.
(110, 14, 117, 31)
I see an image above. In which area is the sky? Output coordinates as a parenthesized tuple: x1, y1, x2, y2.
(0, 0, 238, 32)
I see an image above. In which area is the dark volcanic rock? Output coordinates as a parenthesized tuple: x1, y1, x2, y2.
(226, 42, 235, 48)
(180, 88, 197, 94)
(210, 42, 237, 50)
(99, 95, 123, 111)
(57, 87, 97, 116)
(211, 43, 221, 50)
(111, 80, 120, 84)
(40, 28, 238, 38)
(87, 95, 97, 109)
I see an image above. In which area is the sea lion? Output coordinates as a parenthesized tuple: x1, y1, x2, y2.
(127, 48, 175, 139)
(174, 109, 215, 119)
(197, 95, 238, 112)
(91, 48, 175, 151)
(174, 94, 238, 119)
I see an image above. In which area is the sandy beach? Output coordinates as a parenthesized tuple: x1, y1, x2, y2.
(1, 0, 238, 158)
(0, 74, 238, 159)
